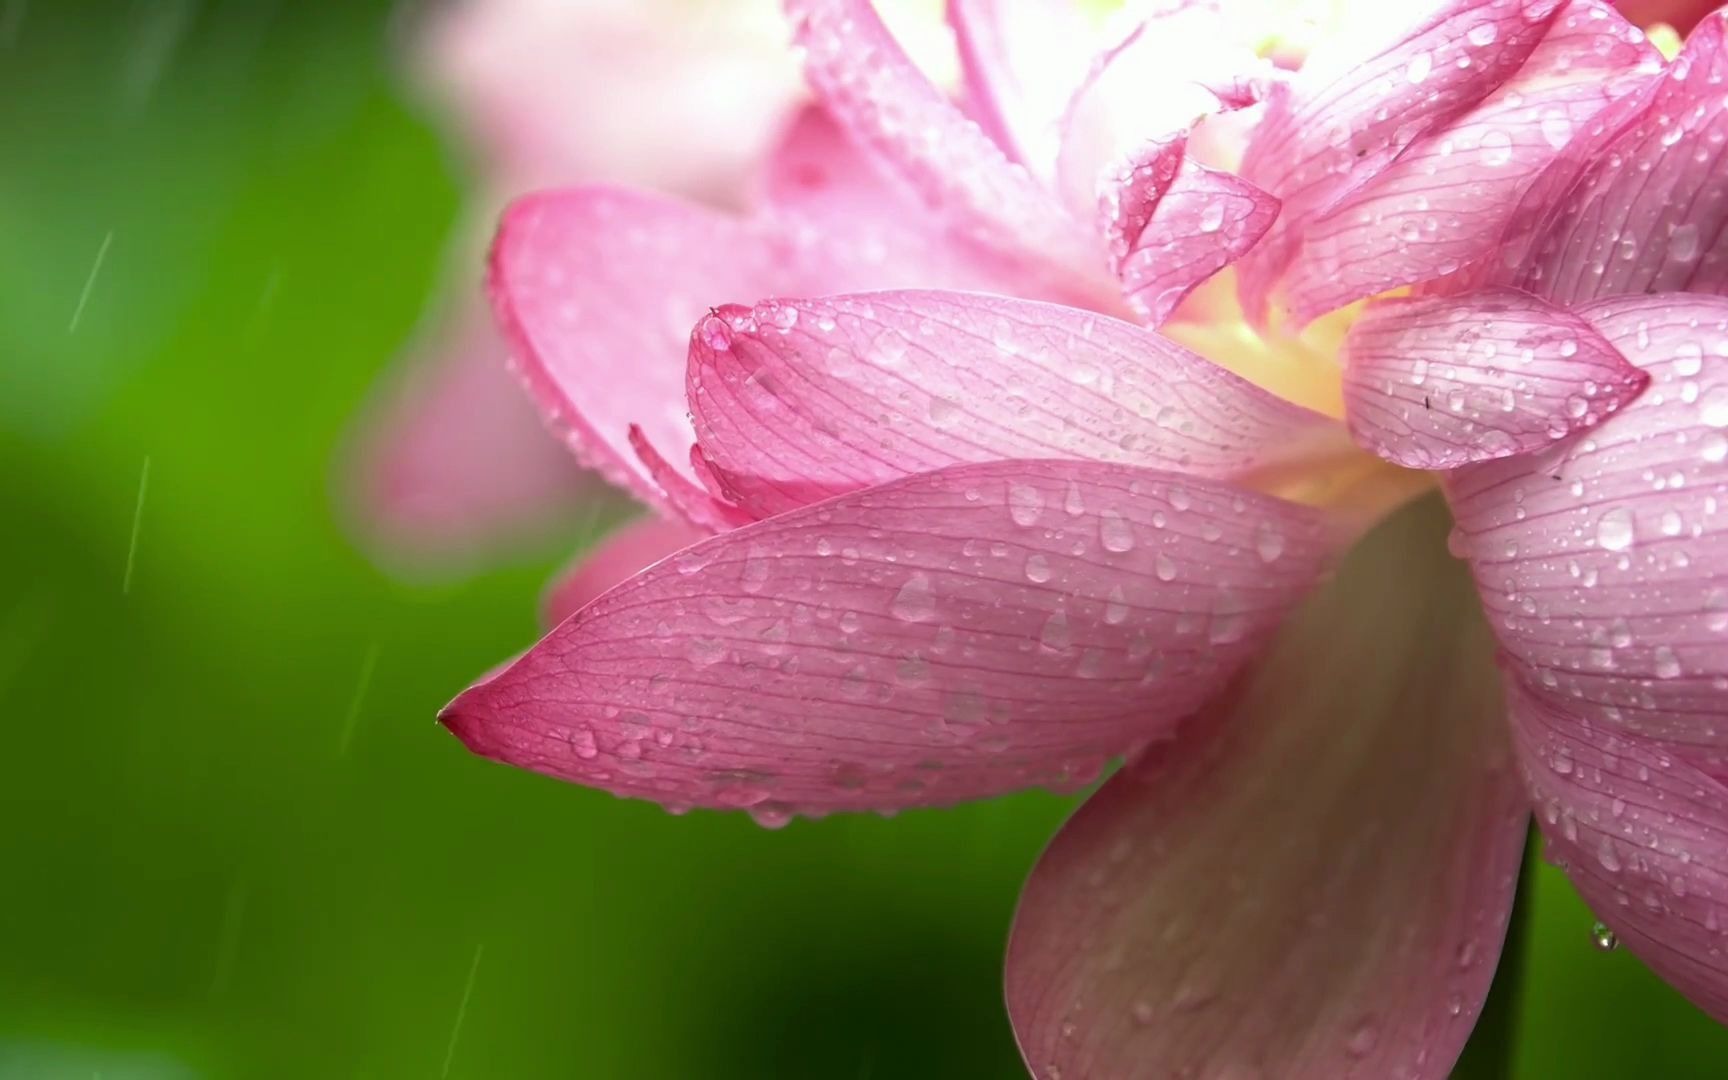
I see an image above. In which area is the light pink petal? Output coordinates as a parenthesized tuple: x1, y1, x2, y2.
(756, 104, 1039, 297)
(947, 0, 1098, 181)
(1511, 682, 1728, 1023)
(440, 458, 1335, 815)
(417, 0, 802, 208)
(1502, 12, 1728, 304)
(1280, 0, 1660, 325)
(785, 0, 1104, 294)
(1054, 9, 1268, 221)
(1342, 288, 1649, 469)
(1101, 135, 1282, 327)
(1446, 294, 1728, 752)
(1008, 497, 1527, 1080)
(347, 300, 600, 567)
(542, 515, 706, 628)
(1237, 0, 1564, 322)
(687, 291, 1340, 518)
(487, 185, 793, 515)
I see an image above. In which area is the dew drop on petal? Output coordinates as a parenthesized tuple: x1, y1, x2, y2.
(891, 571, 938, 623)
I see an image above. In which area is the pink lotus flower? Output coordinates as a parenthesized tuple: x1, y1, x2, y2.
(436, 0, 1728, 1074)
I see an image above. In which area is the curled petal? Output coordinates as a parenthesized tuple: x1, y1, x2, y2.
(1101, 136, 1281, 327)
(1501, 13, 1728, 303)
(1282, 0, 1660, 324)
(785, 0, 1103, 292)
(1343, 288, 1648, 469)
(1054, 8, 1265, 220)
(1512, 683, 1728, 1023)
(1008, 496, 1527, 1080)
(1238, 0, 1564, 322)
(542, 515, 705, 627)
(1446, 294, 1728, 751)
(441, 459, 1335, 815)
(625, 426, 751, 531)
(687, 291, 1339, 517)
(487, 186, 792, 514)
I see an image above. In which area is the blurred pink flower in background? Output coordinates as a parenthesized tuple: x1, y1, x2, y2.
(368, 0, 1728, 1075)
(345, 0, 805, 568)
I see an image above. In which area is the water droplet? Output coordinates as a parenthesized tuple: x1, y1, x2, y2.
(1479, 130, 1513, 166)
(891, 572, 938, 623)
(1154, 552, 1178, 581)
(1467, 21, 1498, 46)
(1009, 483, 1044, 526)
(1700, 385, 1728, 428)
(688, 637, 728, 666)
(1346, 1019, 1380, 1057)
(927, 395, 961, 426)
(567, 725, 599, 760)
(1654, 645, 1681, 678)
(1590, 921, 1620, 951)
(1025, 554, 1054, 583)
(1198, 202, 1225, 233)
(1104, 585, 1130, 625)
(1255, 525, 1286, 563)
(1100, 510, 1135, 553)
(1039, 609, 1073, 652)
(1406, 51, 1433, 84)
(1595, 507, 1635, 552)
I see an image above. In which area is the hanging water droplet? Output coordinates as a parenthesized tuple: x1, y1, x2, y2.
(1590, 921, 1620, 951)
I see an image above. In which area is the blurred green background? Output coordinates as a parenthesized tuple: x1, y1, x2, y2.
(0, 2, 1722, 1077)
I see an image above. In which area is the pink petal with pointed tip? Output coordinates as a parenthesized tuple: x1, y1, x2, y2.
(1446, 294, 1728, 751)
(348, 300, 600, 566)
(687, 290, 1339, 518)
(947, 0, 1098, 181)
(1102, 136, 1281, 327)
(1511, 682, 1728, 1023)
(1502, 12, 1728, 304)
(1343, 288, 1649, 469)
(1280, 0, 1660, 325)
(785, 0, 1104, 294)
(487, 185, 793, 514)
(1238, 0, 1563, 323)
(542, 515, 706, 628)
(1008, 496, 1527, 1080)
(440, 458, 1335, 814)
